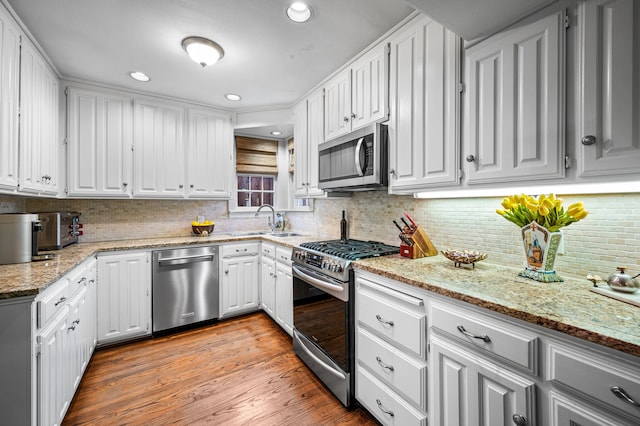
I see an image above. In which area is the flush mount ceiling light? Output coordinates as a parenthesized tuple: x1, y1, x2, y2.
(225, 93, 242, 101)
(181, 36, 224, 67)
(286, 2, 312, 23)
(271, 131, 283, 136)
(129, 71, 150, 82)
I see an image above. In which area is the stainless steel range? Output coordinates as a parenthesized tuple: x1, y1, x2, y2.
(291, 239, 398, 407)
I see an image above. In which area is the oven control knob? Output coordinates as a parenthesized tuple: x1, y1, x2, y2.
(334, 264, 343, 273)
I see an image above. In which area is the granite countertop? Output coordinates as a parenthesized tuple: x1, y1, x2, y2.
(354, 255, 640, 358)
(3, 234, 639, 358)
(0, 232, 317, 300)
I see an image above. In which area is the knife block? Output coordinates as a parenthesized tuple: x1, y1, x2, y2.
(400, 225, 438, 259)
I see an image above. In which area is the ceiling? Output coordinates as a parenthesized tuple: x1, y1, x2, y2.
(6, 0, 415, 137)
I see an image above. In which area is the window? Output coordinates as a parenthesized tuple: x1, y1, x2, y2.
(237, 174, 274, 207)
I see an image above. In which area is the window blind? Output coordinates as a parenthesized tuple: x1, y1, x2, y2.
(235, 136, 278, 175)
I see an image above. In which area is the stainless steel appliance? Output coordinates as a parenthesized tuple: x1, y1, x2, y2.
(36, 212, 81, 250)
(292, 239, 398, 407)
(152, 246, 219, 333)
(318, 122, 388, 191)
(0, 213, 40, 264)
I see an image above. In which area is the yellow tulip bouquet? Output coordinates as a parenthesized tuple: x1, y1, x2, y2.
(496, 193, 588, 232)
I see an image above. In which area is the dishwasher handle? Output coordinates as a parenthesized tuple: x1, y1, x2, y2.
(157, 254, 215, 265)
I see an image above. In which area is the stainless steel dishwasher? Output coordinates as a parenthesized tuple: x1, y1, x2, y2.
(152, 245, 219, 333)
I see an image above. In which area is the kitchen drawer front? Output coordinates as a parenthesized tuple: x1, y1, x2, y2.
(356, 276, 426, 359)
(275, 246, 292, 264)
(261, 242, 275, 258)
(548, 342, 640, 421)
(431, 300, 538, 374)
(357, 327, 427, 410)
(222, 242, 260, 258)
(356, 365, 427, 426)
(36, 277, 70, 328)
(68, 259, 95, 296)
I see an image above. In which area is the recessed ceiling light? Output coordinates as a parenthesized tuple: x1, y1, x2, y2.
(129, 71, 150, 82)
(181, 36, 224, 67)
(225, 93, 241, 101)
(286, 2, 312, 23)
(271, 131, 283, 136)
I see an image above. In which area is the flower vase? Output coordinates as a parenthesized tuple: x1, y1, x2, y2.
(518, 221, 563, 282)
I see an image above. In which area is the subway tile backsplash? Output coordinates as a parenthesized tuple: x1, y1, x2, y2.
(1, 191, 637, 280)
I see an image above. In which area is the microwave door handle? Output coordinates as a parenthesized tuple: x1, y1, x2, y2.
(354, 137, 365, 176)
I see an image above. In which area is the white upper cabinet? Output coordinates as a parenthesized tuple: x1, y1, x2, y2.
(294, 88, 325, 198)
(402, 0, 558, 41)
(66, 85, 133, 197)
(186, 108, 233, 199)
(0, 6, 20, 191)
(324, 43, 388, 142)
(388, 15, 461, 193)
(19, 36, 59, 195)
(133, 98, 185, 198)
(577, 0, 640, 178)
(464, 10, 566, 185)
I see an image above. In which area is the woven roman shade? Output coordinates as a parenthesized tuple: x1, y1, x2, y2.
(235, 136, 278, 175)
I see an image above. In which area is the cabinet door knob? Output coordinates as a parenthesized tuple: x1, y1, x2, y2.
(190, 184, 194, 188)
(581, 135, 597, 146)
(343, 116, 349, 123)
(350, 113, 356, 119)
(389, 169, 396, 178)
(179, 184, 184, 189)
(512, 414, 527, 426)
(122, 182, 128, 188)
(224, 270, 229, 274)
(466, 155, 475, 163)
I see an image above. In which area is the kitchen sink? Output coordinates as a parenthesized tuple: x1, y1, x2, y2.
(267, 232, 305, 237)
(227, 231, 304, 237)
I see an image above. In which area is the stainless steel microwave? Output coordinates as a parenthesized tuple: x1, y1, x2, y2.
(318, 123, 388, 191)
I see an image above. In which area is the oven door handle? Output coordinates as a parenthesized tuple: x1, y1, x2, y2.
(293, 330, 346, 380)
(292, 265, 344, 293)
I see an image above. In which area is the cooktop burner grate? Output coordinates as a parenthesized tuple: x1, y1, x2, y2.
(300, 239, 399, 260)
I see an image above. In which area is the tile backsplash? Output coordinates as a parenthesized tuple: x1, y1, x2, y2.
(2, 191, 638, 279)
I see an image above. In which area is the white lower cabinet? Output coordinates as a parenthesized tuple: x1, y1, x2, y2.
(354, 271, 427, 425)
(97, 251, 151, 345)
(220, 242, 260, 318)
(274, 246, 293, 336)
(431, 335, 535, 426)
(260, 243, 276, 318)
(34, 257, 97, 426)
(259, 242, 293, 335)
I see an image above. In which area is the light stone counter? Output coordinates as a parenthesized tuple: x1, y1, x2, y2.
(0, 233, 317, 300)
(354, 254, 640, 357)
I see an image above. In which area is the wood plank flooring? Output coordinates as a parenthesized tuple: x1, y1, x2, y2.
(63, 313, 377, 425)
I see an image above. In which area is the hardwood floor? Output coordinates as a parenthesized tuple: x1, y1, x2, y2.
(63, 313, 377, 425)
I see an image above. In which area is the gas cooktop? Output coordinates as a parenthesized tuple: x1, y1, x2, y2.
(299, 239, 399, 261)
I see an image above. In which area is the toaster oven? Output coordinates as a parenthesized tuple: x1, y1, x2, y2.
(36, 212, 81, 250)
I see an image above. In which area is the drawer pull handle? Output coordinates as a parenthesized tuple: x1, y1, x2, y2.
(457, 325, 491, 343)
(376, 356, 394, 372)
(611, 386, 640, 408)
(376, 314, 394, 327)
(54, 297, 67, 306)
(376, 399, 394, 417)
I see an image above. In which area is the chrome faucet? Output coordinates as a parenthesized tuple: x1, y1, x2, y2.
(255, 204, 277, 232)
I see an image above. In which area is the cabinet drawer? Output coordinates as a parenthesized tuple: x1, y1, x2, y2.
(356, 276, 426, 359)
(68, 264, 90, 296)
(36, 278, 70, 328)
(549, 342, 640, 421)
(357, 327, 427, 410)
(261, 242, 275, 258)
(222, 242, 260, 258)
(431, 301, 538, 374)
(275, 246, 292, 264)
(356, 365, 427, 426)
